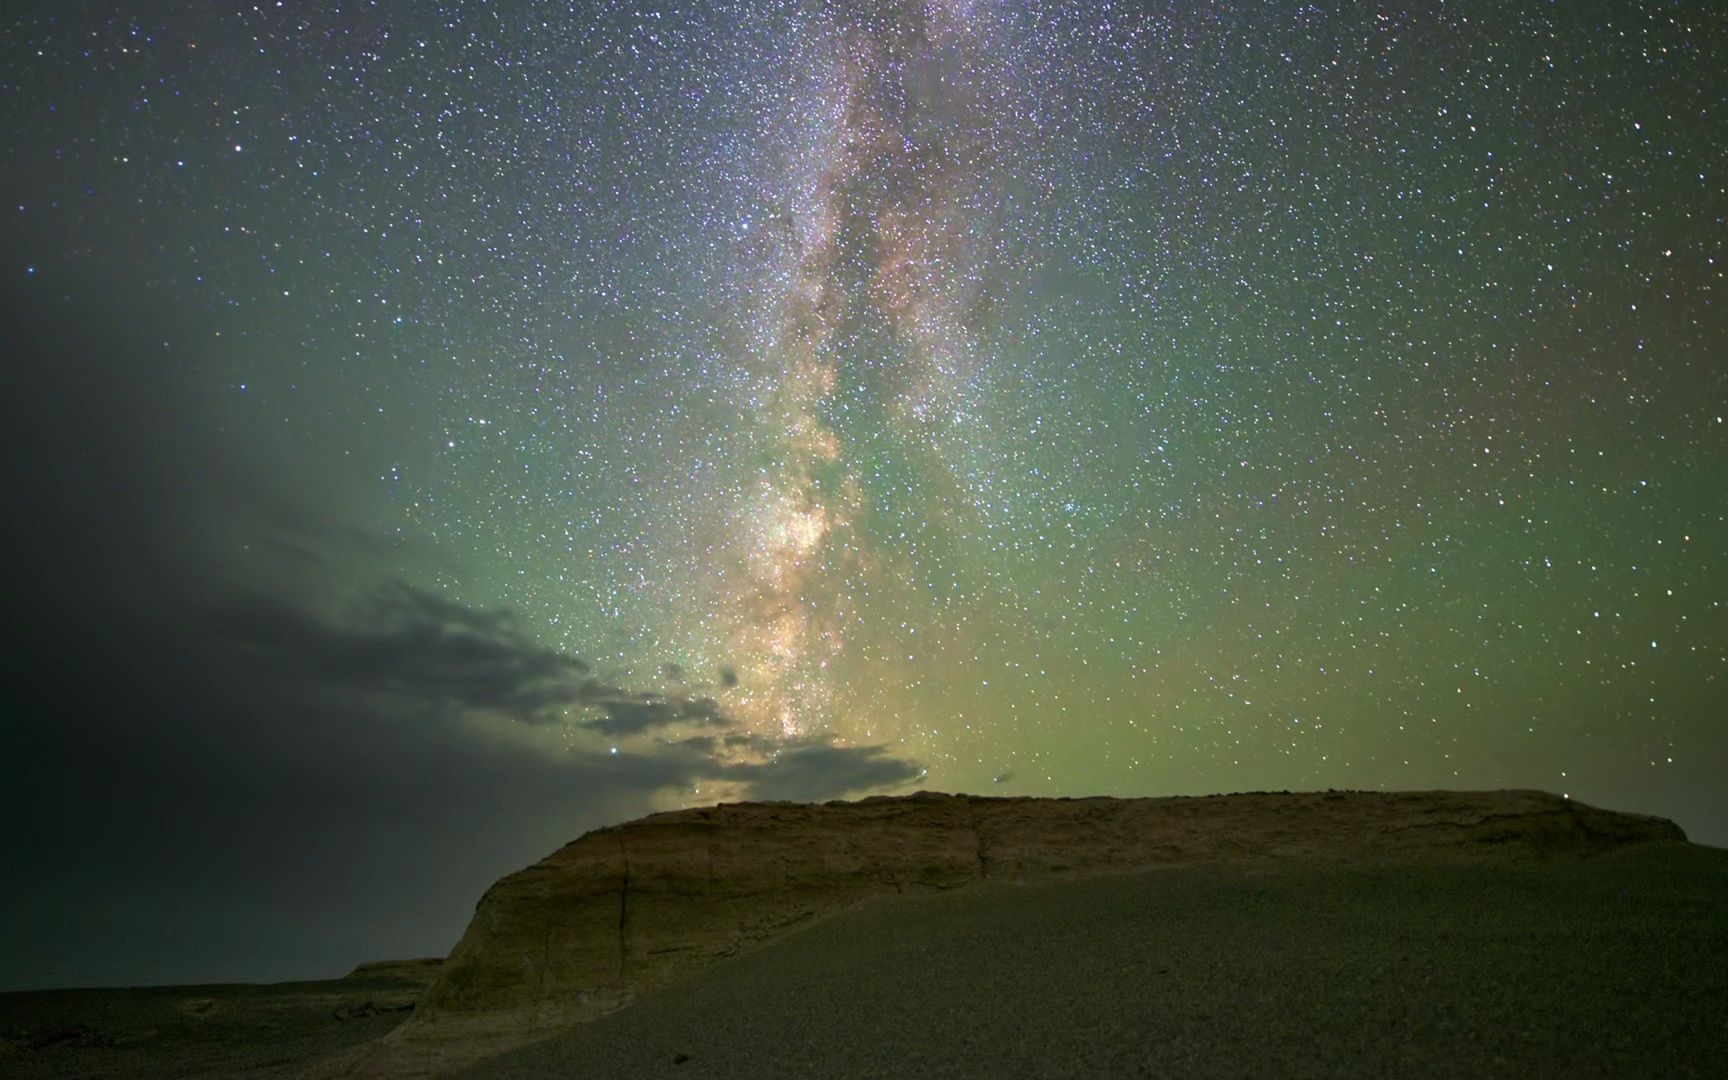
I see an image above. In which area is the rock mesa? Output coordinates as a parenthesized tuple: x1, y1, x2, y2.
(331, 788, 1683, 1077)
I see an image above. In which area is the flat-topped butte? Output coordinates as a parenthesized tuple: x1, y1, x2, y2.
(327, 789, 1683, 1078)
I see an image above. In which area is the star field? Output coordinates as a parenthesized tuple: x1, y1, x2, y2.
(3, 0, 1725, 945)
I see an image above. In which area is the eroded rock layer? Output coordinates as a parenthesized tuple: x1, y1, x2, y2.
(336, 789, 1683, 1077)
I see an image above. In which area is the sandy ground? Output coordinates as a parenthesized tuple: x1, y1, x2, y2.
(462, 842, 1728, 1080)
(0, 961, 436, 1079)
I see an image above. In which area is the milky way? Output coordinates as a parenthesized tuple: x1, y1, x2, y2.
(711, 3, 1027, 742)
(5, 2, 1725, 816)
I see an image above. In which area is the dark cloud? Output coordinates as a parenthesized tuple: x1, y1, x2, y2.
(593, 732, 924, 804)
(205, 569, 913, 803)
(707, 734, 927, 803)
(212, 576, 747, 738)
(205, 577, 921, 804)
(579, 690, 732, 737)
(214, 581, 593, 726)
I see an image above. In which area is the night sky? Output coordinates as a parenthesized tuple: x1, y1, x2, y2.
(3, 1, 1724, 990)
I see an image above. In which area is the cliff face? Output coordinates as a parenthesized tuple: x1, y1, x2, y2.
(337, 789, 1684, 1077)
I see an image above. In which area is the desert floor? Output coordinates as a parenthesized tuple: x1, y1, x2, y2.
(0, 960, 437, 1079)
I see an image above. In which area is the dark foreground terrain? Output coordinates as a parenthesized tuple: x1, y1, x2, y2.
(6, 843, 1724, 1078)
(466, 842, 1728, 1080)
(0, 959, 439, 1079)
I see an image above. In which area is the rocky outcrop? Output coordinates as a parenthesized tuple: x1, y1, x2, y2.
(343, 958, 444, 986)
(331, 789, 1683, 1077)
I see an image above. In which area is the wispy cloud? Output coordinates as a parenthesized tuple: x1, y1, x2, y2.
(213, 576, 923, 805)
(216, 581, 595, 725)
